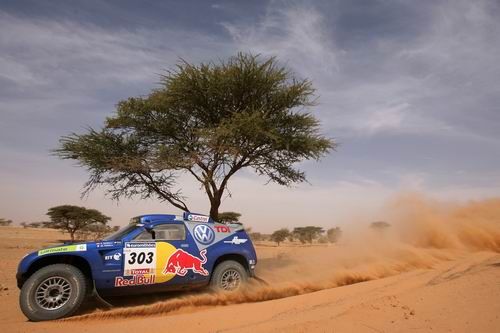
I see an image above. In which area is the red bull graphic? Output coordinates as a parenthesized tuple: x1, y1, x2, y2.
(163, 249, 209, 276)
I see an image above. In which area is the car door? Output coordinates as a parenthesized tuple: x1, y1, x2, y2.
(132, 222, 209, 289)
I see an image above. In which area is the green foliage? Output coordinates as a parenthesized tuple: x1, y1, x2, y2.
(46, 205, 111, 241)
(293, 226, 324, 244)
(217, 211, 241, 224)
(55, 53, 334, 220)
(0, 218, 13, 226)
(270, 228, 290, 246)
(326, 226, 342, 243)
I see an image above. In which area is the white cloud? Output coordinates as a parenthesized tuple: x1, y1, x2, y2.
(0, 12, 230, 95)
(222, 0, 500, 140)
(222, 4, 339, 81)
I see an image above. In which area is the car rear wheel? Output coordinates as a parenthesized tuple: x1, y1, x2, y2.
(210, 260, 248, 291)
(20, 264, 87, 321)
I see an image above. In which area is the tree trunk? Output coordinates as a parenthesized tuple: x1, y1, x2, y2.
(70, 231, 75, 242)
(209, 192, 221, 221)
(209, 202, 220, 221)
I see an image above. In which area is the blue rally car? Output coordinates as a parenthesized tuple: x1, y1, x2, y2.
(16, 212, 257, 321)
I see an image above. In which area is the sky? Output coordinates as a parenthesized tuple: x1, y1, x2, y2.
(1, 0, 499, 232)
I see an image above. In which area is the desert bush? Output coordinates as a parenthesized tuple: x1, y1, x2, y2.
(218, 212, 242, 224)
(0, 218, 13, 226)
(326, 227, 342, 243)
(249, 232, 263, 242)
(318, 236, 329, 244)
(370, 221, 391, 230)
(270, 228, 290, 246)
(293, 226, 324, 244)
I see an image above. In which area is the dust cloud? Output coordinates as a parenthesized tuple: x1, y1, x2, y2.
(67, 193, 500, 321)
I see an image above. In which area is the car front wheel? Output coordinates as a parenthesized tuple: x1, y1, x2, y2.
(210, 260, 248, 291)
(20, 264, 87, 321)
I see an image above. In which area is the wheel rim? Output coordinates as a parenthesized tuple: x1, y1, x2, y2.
(35, 276, 72, 310)
(220, 269, 242, 291)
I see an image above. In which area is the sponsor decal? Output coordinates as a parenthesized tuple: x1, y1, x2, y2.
(186, 213, 210, 223)
(193, 224, 215, 245)
(115, 275, 155, 287)
(125, 242, 155, 248)
(96, 241, 120, 248)
(130, 268, 153, 275)
(104, 252, 122, 261)
(124, 242, 156, 276)
(214, 225, 230, 233)
(163, 249, 209, 276)
(38, 244, 87, 256)
(223, 236, 248, 245)
(117, 242, 210, 285)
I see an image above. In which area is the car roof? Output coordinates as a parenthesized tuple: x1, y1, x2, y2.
(132, 213, 216, 226)
(133, 214, 179, 225)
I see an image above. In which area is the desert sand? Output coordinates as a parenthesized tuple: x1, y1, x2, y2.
(1, 196, 499, 332)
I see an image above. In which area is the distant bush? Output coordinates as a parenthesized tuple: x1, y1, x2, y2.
(318, 236, 329, 244)
(326, 227, 342, 243)
(0, 218, 13, 226)
(293, 226, 324, 244)
(249, 232, 263, 242)
(218, 211, 241, 224)
(370, 221, 391, 231)
(270, 228, 290, 246)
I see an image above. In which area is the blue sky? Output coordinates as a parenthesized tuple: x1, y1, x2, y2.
(1, 0, 499, 232)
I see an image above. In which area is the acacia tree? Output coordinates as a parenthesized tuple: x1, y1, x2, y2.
(46, 205, 111, 242)
(55, 53, 334, 220)
(270, 228, 290, 246)
(293, 226, 324, 244)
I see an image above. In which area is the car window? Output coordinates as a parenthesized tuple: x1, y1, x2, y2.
(134, 224, 186, 241)
(103, 224, 137, 241)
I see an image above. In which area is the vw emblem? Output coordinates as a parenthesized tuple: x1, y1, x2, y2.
(193, 224, 215, 245)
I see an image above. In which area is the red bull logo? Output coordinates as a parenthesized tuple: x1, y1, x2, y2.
(115, 275, 155, 287)
(163, 249, 209, 276)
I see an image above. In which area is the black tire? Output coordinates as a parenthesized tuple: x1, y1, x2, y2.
(20, 264, 87, 321)
(210, 260, 248, 291)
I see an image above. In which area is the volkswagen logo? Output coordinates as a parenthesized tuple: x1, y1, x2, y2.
(193, 224, 215, 245)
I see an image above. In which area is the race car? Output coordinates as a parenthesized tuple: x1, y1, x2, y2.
(16, 212, 257, 321)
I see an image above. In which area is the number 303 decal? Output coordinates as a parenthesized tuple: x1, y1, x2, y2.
(128, 251, 154, 265)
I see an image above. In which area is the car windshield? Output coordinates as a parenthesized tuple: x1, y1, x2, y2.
(103, 224, 139, 241)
